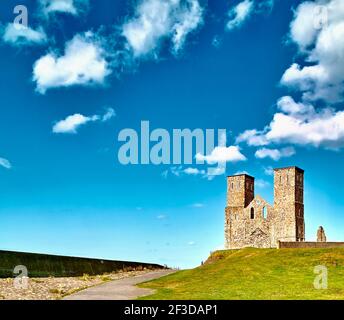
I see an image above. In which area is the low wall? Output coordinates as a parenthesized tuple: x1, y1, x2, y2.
(278, 241, 344, 249)
(0, 250, 164, 278)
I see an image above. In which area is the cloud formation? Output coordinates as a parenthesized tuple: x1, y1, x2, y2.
(226, 0, 274, 31)
(33, 33, 111, 93)
(255, 147, 296, 161)
(163, 166, 206, 178)
(0, 157, 12, 169)
(282, 0, 344, 103)
(2, 23, 47, 46)
(226, 0, 254, 31)
(122, 0, 203, 57)
(52, 108, 115, 134)
(237, 0, 344, 155)
(237, 96, 344, 149)
(195, 146, 247, 164)
(39, 0, 89, 16)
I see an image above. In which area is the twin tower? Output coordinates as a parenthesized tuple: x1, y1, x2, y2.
(225, 166, 305, 249)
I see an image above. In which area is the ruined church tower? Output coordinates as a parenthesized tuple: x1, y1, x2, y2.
(273, 167, 305, 242)
(225, 166, 305, 249)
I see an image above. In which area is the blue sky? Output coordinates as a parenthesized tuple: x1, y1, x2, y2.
(0, 0, 343, 269)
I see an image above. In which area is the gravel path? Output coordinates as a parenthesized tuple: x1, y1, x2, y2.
(63, 269, 176, 300)
(0, 270, 157, 300)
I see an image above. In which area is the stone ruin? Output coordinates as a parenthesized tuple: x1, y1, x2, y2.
(317, 226, 327, 243)
(225, 166, 305, 249)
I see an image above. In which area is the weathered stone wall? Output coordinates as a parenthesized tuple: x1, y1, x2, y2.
(225, 167, 305, 249)
(273, 167, 305, 242)
(278, 242, 344, 249)
(226, 175, 254, 208)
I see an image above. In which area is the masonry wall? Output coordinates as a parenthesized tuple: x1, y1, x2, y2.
(278, 242, 344, 249)
(0, 250, 164, 278)
(225, 167, 305, 250)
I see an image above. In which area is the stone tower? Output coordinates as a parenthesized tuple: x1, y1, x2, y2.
(317, 226, 327, 242)
(225, 174, 255, 249)
(226, 174, 255, 208)
(225, 166, 305, 249)
(273, 167, 305, 242)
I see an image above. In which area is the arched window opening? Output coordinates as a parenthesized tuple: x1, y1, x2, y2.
(263, 207, 267, 219)
(250, 208, 255, 220)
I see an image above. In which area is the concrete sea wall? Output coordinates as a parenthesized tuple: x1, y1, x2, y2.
(0, 250, 164, 278)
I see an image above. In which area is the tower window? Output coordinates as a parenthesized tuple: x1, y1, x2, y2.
(250, 208, 255, 220)
(263, 207, 267, 219)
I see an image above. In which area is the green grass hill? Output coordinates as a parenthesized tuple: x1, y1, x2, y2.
(139, 248, 344, 300)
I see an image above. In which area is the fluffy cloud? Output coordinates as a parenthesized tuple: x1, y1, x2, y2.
(52, 108, 115, 134)
(226, 0, 274, 31)
(238, 1, 344, 153)
(255, 147, 296, 161)
(2, 23, 47, 46)
(282, 0, 344, 103)
(122, 0, 203, 57)
(33, 33, 111, 93)
(226, 0, 254, 31)
(237, 96, 344, 149)
(196, 146, 247, 164)
(0, 157, 11, 169)
(39, 0, 89, 16)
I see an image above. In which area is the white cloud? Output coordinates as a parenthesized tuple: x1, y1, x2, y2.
(276, 95, 313, 115)
(183, 167, 205, 175)
(39, 0, 89, 16)
(2, 23, 47, 46)
(255, 147, 296, 161)
(122, 0, 203, 57)
(102, 108, 116, 122)
(166, 166, 206, 177)
(172, 0, 203, 53)
(163, 135, 245, 180)
(0, 157, 11, 169)
(283, 0, 344, 103)
(52, 108, 115, 134)
(188, 241, 196, 246)
(237, 0, 344, 156)
(237, 96, 344, 149)
(236, 129, 269, 147)
(226, 0, 274, 31)
(157, 214, 168, 220)
(196, 146, 247, 164)
(226, 0, 254, 31)
(33, 33, 111, 93)
(53, 114, 97, 134)
(263, 166, 274, 176)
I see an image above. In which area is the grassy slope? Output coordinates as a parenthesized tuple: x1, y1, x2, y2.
(139, 248, 344, 300)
